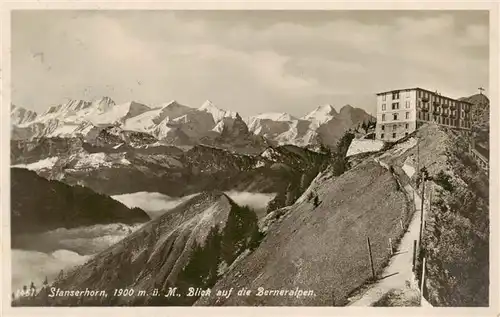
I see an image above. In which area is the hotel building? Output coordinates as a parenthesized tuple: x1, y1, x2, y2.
(374, 88, 473, 141)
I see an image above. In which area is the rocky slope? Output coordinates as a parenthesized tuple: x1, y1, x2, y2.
(418, 127, 489, 306)
(192, 155, 410, 306)
(459, 93, 489, 130)
(17, 192, 263, 306)
(352, 123, 489, 307)
(10, 168, 150, 238)
(460, 93, 490, 159)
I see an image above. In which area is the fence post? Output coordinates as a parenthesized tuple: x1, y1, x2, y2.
(429, 183, 433, 212)
(413, 190, 416, 212)
(412, 239, 417, 272)
(420, 257, 427, 303)
(388, 238, 393, 255)
(366, 237, 376, 279)
(419, 177, 426, 251)
(417, 137, 420, 177)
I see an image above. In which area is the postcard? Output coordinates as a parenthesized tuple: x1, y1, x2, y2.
(1, 1, 498, 317)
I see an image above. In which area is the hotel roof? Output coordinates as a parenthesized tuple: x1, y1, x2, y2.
(375, 87, 473, 104)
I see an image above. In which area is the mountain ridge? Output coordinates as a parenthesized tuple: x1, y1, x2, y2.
(16, 190, 263, 306)
(10, 167, 150, 237)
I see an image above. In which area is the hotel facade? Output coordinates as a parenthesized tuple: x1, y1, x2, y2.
(374, 88, 473, 142)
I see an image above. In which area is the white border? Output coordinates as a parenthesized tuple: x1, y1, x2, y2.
(1, 1, 499, 317)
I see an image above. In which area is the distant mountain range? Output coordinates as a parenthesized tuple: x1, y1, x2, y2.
(11, 97, 373, 151)
(11, 135, 328, 213)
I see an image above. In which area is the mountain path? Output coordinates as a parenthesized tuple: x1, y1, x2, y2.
(348, 158, 423, 306)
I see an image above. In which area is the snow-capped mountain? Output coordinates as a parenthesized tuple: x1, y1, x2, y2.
(11, 97, 372, 150)
(253, 112, 298, 122)
(247, 105, 372, 148)
(302, 104, 338, 125)
(12, 98, 223, 140)
(88, 101, 151, 125)
(198, 100, 238, 123)
(11, 105, 38, 125)
(11, 98, 151, 140)
(122, 100, 192, 132)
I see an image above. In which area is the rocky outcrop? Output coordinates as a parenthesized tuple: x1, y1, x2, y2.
(418, 128, 489, 307)
(11, 137, 85, 164)
(200, 113, 271, 154)
(460, 93, 489, 129)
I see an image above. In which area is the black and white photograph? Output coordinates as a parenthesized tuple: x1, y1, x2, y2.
(1, 3, 496, 313)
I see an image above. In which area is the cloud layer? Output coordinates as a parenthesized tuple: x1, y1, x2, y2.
(12, 10, 489, 117)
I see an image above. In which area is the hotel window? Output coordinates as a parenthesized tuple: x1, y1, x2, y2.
(392, 133, 396, 138)
(381, 125, 385, 131)
(381, 133, 384, 139)
(406, 91, 411, 98)
(393, 125, 397, 131)
(393, 113, 398, 120)
(382, 104, 386, 111)
(392, 91, 399, 99)
(382, 94, 386, 101)
(392, 102, 399, 110)
(382, 114, 386, 121)
(405, 112, 410, 119)
(405, 101, 410, 108)
(405, 123, 409, 129)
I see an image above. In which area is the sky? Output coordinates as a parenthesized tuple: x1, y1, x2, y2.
(11, 10, 489, 117)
